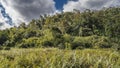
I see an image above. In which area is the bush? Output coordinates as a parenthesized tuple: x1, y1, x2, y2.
(94, 36, 112, 48)
(42, 41, 53, 47)
(72, 36, 93, 49)
(0, 31, 8, 45)
(65, 42, 72, 50)
(71, 35, 112, 49)
(18, 42, 35, 48)
(17, 37, 41, 48)
(63, 34, 73, 42)
(0, 46, 3, 50)
(3, 47, 11, 50)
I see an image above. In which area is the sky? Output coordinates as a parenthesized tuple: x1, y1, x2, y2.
(54, 0, 67, 10)
(0, 0, 120, 30)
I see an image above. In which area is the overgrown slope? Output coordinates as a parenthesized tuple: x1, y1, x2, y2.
(0, 7, 120, 49)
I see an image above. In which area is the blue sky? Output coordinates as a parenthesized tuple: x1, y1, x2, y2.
(54, 0, 78, 10)
(54, 0, 67, 10)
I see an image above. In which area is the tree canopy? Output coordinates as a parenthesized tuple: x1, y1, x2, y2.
(0, 7, 120, 49)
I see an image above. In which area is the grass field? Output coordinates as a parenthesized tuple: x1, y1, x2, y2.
(0, 48, 120, 68)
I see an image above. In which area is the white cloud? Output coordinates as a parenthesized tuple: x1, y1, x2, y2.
(0, 0, 56, 26)
(0, 23, 12, 30)
(63, 0, 120, 12)
(0, 11, 12, 30)
(0, 12, 4, 23)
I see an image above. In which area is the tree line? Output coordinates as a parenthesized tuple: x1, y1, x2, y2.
(0, 7, 120, 50)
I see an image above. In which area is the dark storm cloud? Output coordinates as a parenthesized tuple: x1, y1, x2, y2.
(12, 0, 55, 20)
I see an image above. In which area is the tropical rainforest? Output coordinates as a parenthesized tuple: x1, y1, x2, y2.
(0, 7, 120, 68)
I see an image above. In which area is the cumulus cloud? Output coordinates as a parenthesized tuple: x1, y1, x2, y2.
(0, 0, 56, 26)
(0, 23, 12, 30)
(0, 12, 4, 23)
(63, 0, 120, 12)
(0, 13, 12, 30)
(0, 3, 12, 30)
(0, 17, 12, 30)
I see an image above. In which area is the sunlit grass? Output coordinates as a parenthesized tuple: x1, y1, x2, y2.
(0, 48, 120, 68)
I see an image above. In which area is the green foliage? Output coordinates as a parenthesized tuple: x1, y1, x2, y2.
(94, 36, 112, 48)
(72, 36, 92, 49)
(0, 48, 120, 68)
(0, 7, 120, 68)
(71, 36, 113, 49)
(0, 30, 9, 45)
(0, 7, 120, 49)
(17, 37, 40, 48)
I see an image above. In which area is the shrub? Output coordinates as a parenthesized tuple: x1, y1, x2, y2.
(65, 42, 72, 50)
(42, 41, 53, 47)
(63, 34, 73, 42)
(72, 36, 93, 49)
(71, 35, 112, 49)
(3, 47, 11, 50)
(0, 46, 3, 50)
(94, 36, 112, 48)
(0, 31, 8, 45)
(17, 37, 40, 48)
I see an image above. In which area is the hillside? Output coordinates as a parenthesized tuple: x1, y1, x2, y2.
(0, 7, 120, 49)
(0, 7, 120, 68)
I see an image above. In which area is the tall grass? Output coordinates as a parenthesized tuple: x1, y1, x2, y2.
(0, 48, 120, 68)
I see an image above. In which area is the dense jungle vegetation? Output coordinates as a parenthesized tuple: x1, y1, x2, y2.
(0, 7, 120, 68)
(0, 7, 120, 49)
